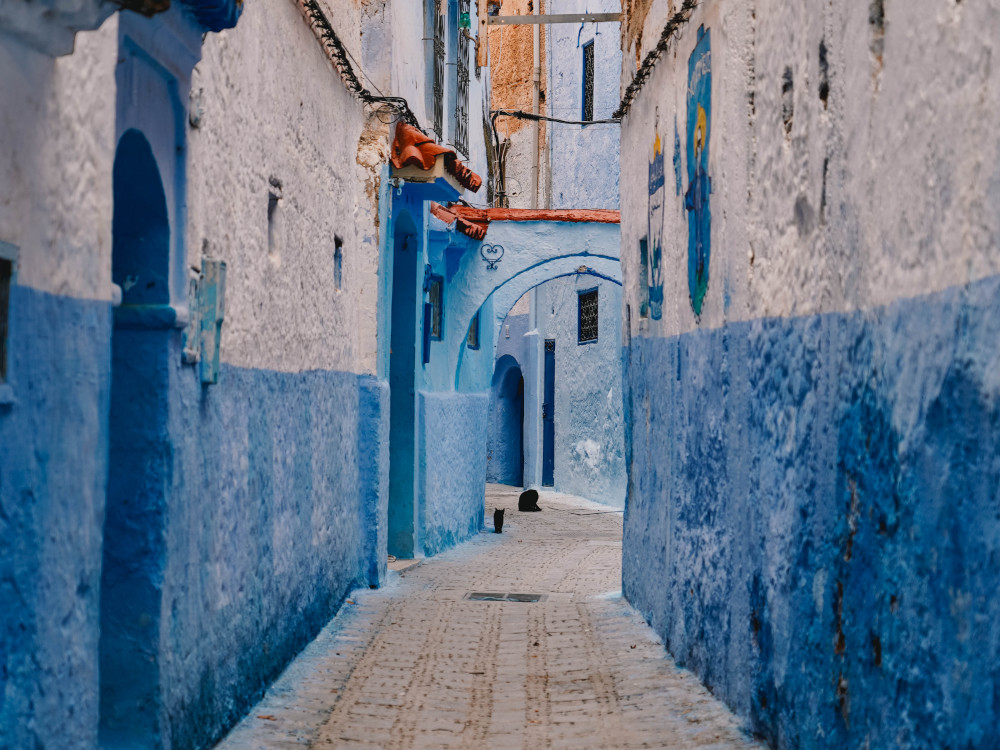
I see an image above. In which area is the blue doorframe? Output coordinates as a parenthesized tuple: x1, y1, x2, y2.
(542, 339, 555, 486)
(389, 212, 419, 558)
(101, 129, 171, 749)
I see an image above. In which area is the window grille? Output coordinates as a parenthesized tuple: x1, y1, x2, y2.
(433, 11, 445, 141)
(428, 275, 443, 340)
(578, 288, 599, 343)
(582, 41, 595, 122)
(454, 0, 470, 156)
(467, 310, 480, 349)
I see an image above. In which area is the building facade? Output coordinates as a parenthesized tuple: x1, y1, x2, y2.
(0, 0, 494, 747)
(619, 0, 1000, 746)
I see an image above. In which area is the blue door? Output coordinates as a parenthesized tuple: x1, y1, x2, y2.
(542, 339, 555, 486)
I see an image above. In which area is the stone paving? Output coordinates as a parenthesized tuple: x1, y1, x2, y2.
(215, 486, 763, 749)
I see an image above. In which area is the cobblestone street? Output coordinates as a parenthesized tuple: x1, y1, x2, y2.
(216, 486, 761, 749)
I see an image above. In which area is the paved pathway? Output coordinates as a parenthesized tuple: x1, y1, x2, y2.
(216, 486, 762, 749)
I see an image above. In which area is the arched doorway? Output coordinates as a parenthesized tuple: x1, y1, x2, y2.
(388, 211, 419, 558)
(487, 355, 524, 486)
(100, 129, 171, 748)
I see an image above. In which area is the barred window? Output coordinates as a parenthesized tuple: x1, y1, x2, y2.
(582, 41, 594, 122)
(578, 288, 598, 343)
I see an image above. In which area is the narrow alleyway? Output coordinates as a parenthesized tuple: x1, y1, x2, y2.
(215, 486, 761, 749)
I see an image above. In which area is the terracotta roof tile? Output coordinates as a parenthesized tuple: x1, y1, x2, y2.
(391, 124, 483, 193)
(430, 202, 489, 240)
(448, 207, 620, 224)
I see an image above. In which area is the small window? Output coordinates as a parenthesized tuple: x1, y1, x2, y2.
(334, 235, 343, 291)
(582, 41, 595, 122)
(467, 310, 480, 349)
(638, 237, 650, 318)
(0, 242, 17, 383)
(428, 275, 443, 340)
(578, 288, 598, 343)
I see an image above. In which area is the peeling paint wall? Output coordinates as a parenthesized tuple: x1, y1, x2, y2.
(620, 0, 1000, 745)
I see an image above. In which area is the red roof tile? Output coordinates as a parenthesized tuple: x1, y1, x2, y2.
(430, 202, 489, 240)
(391, 123, 483, 193)
(448, 207, 620, 224)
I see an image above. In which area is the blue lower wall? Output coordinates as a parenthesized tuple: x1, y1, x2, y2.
(418, 391, 488, 556)
(0, 285, 110, 750)
(0, 285, 390, 750)
(623, 275, 1000, 748)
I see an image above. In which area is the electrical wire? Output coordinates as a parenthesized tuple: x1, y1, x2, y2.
(491, 108, 620, 126)
(613, 0, 699, 120)
(295, 0, 422, 129)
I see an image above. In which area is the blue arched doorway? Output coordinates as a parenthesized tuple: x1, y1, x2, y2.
(100, 129, 171, 748)
(487, 355, 524, 486)
(388, 210, 419, 558)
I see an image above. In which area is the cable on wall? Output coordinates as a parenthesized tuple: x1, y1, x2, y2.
(613, 0, 699, 120)
(295, 0, 422, 129)
(490, 109, 620, 126)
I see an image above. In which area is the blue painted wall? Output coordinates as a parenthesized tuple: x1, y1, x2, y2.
(418, 391, 488, 556)
(486, 352, 525, 485)
(623, 275, 1000, 748)
(0, 286, 110, 750)
(0, 284, 388, 750)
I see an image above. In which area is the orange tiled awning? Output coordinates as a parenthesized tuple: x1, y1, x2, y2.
(391, 123, 483, 193)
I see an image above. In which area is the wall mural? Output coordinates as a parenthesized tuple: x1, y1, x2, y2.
(685, 26, 712, 317)
(647, 108, 666, 320)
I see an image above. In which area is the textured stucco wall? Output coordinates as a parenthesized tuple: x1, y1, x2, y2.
(534, 276, 626, 506)
(620, 0, 1000, 746)
(0, 24, 118, 750)
(156, 0, 386, 744)
(418, 391, 489, 555)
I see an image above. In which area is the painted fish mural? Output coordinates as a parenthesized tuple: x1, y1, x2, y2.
(648, 109, 666, 321)
(685, 26, 712, 317)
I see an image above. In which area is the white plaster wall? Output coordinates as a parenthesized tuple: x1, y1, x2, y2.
(534, 274, 626, 504)
(0, 20, 118, 301)
(187, 0, 373, 374)
(547, 0, 620, 209)
(0, 0, 115, 57)
(620, 0, 1000, 342)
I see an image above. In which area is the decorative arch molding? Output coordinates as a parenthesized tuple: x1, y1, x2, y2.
(444, 219, 621, 388)
(454, 255, 622, 390)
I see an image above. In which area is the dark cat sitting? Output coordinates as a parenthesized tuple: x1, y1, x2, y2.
(518, 489, 541, 512)
(493, 508, 505, 533)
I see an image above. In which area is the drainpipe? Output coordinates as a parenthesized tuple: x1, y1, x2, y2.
(531, 0, 540, 209)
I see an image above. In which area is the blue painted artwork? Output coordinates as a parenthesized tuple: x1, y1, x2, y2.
(685, 26, 712, 317)
(647, 110, 665, 321)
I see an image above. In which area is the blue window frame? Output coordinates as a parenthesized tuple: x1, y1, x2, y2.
(582, 40, 595, 122)
(578, 287, 598, 344)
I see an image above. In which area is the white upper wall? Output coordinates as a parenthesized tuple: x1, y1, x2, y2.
(188, 0, 371, 374)
(619, 0, 1000, 340)
(0, 20, 119, 301)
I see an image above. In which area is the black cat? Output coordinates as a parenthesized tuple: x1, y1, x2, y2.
(493, 508, 505, 533)
(518, 489, 541, 512)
